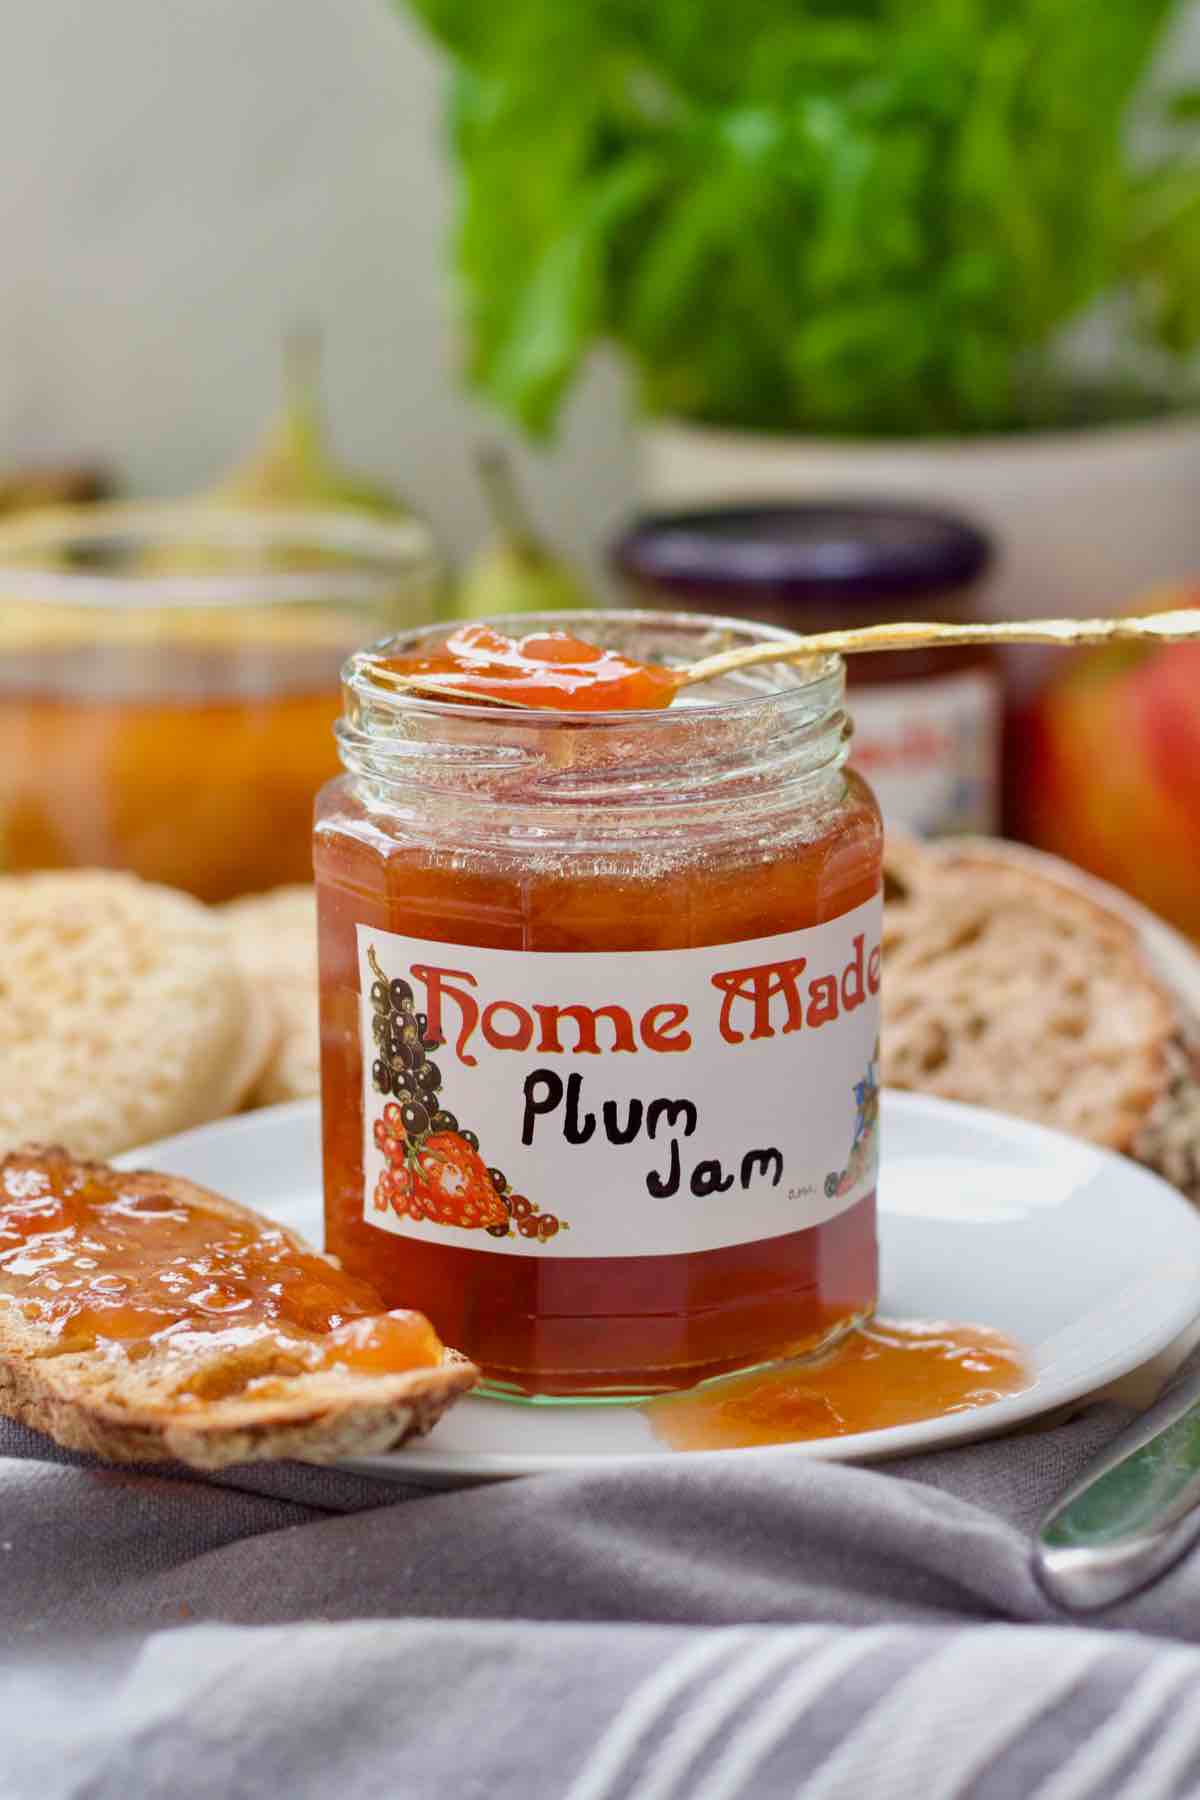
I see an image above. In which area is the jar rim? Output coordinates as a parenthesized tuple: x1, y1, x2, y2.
(335, 610, 854, 838)
(0, 501, 438, 610)
(344, 607, 845, 733)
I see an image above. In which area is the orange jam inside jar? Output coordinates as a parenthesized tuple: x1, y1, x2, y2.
(0, 504, 437, 901)
(316, 611, 883, 1400)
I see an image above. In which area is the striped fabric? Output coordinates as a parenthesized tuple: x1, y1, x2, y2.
(4, 1368, 1200, 1799)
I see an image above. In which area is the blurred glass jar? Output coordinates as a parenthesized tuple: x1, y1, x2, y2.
(0, 502, 439, 902)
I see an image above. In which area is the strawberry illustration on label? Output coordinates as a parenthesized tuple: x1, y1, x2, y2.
(414, 1134, 508, 1231)
(366, 946, 567, 1243)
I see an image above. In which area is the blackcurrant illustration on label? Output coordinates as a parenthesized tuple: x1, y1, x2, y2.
(365, 943, 566, 1244)
(400, 1099, 430, 1138)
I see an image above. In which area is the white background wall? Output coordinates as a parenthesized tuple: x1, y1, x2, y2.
(0, 0, 635, 581)
(1, 0, 1196, 580)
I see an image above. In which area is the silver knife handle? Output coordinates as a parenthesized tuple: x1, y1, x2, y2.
(1037, 1388, 1200, 1610)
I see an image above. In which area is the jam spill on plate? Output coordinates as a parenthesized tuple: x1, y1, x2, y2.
(644, 1318, 1031, 1449)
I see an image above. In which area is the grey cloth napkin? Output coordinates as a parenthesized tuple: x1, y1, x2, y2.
(5, 1375, 1200, 1800)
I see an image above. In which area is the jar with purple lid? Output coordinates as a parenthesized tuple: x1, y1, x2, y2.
(611, 502, 999, 838)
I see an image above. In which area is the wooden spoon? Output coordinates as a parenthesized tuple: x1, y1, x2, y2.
(368, 608, 1200, 710)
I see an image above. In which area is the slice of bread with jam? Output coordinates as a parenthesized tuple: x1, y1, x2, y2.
(0, 1145, 476, 1470)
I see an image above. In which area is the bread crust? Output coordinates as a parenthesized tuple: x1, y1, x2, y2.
(0, 1146, 478, 1470)
(1133, 1030, 1200, 1209)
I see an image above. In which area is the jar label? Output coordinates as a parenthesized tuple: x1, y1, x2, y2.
(850, 668, 1001, 836)
(357, 894, 881, 1258)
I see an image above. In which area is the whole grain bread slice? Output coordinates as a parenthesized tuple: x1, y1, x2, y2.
(0, 1146, 477, 1470)
(881, 836, 1175, 1153)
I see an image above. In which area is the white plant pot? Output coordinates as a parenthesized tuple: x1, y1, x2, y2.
(640, 415, 1200, 629)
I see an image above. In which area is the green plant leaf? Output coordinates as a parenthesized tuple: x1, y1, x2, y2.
(1169, 87, 1200, 122)
(397, 0, 1200, 437)
(485, 155, 669, 434)
(1126, 158, 1200, 353)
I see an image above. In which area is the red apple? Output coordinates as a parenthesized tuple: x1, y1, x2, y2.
(1018, 587, 1200, 941)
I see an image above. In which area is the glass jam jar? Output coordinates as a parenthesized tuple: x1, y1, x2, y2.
(612, 503, 1000, 838)
(316, 611, 883, 1400)
(0, 502, 437, 901)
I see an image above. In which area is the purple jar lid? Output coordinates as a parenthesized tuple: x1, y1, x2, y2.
(611, 503, 992, 604)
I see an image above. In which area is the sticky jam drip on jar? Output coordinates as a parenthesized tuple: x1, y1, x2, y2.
(0, 1152, 445, 1382)
(375, 623, 681, 711)
(644, 1318, 1032, 1449)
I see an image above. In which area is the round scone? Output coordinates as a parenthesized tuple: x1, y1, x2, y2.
(222, 885, 319, 1106)
(881, 837, 1175, 1154)
(0, 871, 255, 1158)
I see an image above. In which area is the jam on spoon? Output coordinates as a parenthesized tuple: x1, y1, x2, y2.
(374, 623, 679, 712)
(374, 611, 1200, 713)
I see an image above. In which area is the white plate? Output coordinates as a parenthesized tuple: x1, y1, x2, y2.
(119, 1092, 1200, 1486)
